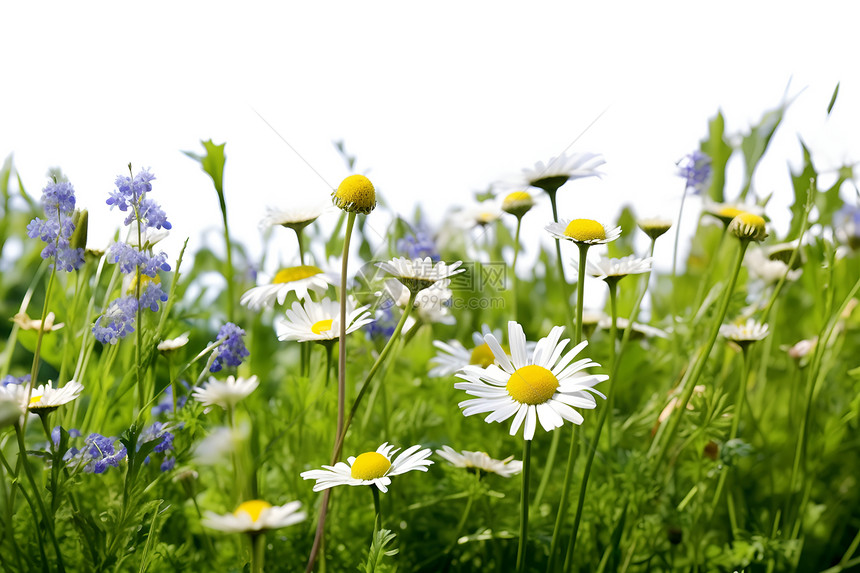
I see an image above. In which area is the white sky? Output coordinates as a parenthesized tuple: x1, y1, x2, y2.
(2, 2, 858, 275)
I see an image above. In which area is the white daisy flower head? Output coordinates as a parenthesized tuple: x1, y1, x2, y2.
(157, 332, 190, 352)
(455, 321, 608, 441)
(638, 217, 672, 240)
(193, 424, 249, 465)
(546, 219, 622, 246)
(26, 380, 83, 413)
(382, 279, 456, 327)
(192, 375, 259, 411)
(376, 256, 464, 295)
(720, 319, 769, 346)
(0, 385, 26, 426)
(240, 265, 338, 310)
(332, 174, 376, 215)
(276, 296, 374, 343)
(429, 325, 503, 377)
(436, 445, 522, 478)
(450, 202, 503, 230)
(507, 152, 605, 194)
(746, 244, 803, 284)
(202, 499, 306, 533)
(259, 200, 331, 232)
(703, 200, 766, 227)
(300, 442, 433, 493)
(573, 255, 653, 282)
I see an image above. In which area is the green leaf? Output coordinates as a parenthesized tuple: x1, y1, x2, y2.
(788, 140, 817, 241)
(738, 95, 792, 200)
(182, 140, 226, 197)
(701, 110, 733, 203)
(827, 82, 839, 116)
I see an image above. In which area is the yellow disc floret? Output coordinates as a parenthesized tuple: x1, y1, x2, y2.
(273, 265, 323, 284)
(506, 365, 559, 405)
(351, 452, 391, 480)
(563, 219, 605, 242)
(311, 319, 334, 335)
(729, 212, 767, 242)
(718, 207, 743, 220)
(470, 343, 496, 368)
(234, 500, 272, 522)
(333, 174, 376, 215)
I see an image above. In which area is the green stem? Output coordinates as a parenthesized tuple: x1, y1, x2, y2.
(220, 195, 236, 323)
(649, 240, 749, 474)
(546, 243, 590, 570)
(516, 439, 532, 573)
(336, 212, 357, 443)
(306, 289, 415, 573)
(372, 485, 382, 531)
(709, 344, 751, 520)
(512, 216, 522, 321)
(548, 191, 576, 335)
(670, 186, 690, 374)
(23, 264, 57, 435)
(251, 532, 265, 573)
(15, 424, 65, 572)
(295, 226, 306, 265)
(560, 279, 617, 572)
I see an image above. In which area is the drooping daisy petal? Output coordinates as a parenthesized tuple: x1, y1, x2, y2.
(192, 376, 258, 410)
(436, 445, 522, 477)
(376, 256, 464, 295)
(202, 499, 306, 533)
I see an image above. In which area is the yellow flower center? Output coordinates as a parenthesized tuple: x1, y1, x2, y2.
(273, 265, 323, 284)
(29, 395, 43, 405)
(718, 207, 743, 219)
(333, 174, 376, 214)
(738, 212, 766, 229)
(469, 343, 495, 367)
(350, 452, 391, 480)
(311, 319, 334, 335)
(127, 274, 161, 295)
(504, 191, 532, 205)
(729, 212, 767, 241)
(234, 500, 272, 522)
(563, 219, 605, 242)
(506, 365, 559, 405)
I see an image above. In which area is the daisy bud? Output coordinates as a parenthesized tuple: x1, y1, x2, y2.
(637, 217, 672, 240)
(729, 212, 767, 242)
(332, 174, 376, 215)
(501, 191, 534, 218)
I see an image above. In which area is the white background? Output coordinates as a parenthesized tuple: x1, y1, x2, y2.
(2, 2, 858, 273)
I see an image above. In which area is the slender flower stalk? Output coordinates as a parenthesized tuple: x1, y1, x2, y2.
(516, 439, 532, 573)
(547, 242, 590, 570)
(337, 211, 356, 441)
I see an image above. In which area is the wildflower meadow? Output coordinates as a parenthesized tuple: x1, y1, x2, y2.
(1, 96, 859, 573)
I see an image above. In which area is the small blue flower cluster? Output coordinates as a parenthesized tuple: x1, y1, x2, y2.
(210, 323, 250, 373)
(1, 374, 30, 387)
(107, 169, 171, 230)
(63, 431, 128, 474)
(93, 169, 172, 345)
(26, 180, 85, 272)
(676, 150, 712, 195)
(397, 223, 439, 261)
(139, 422, 176, 472)
(151, 382, 189, 417)
(366, 305, 397, 341)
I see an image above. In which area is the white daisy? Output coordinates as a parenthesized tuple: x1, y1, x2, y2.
(259, 201, 331, 231)
(276, 297, 374, 343)
(382, 279, 456, 327)
(720, 319, 769, 345)
(429, 325, 502, 377)
(300, 442, 433, 493)
(545, 219, 621, 246)
(240, 265, 338, 310)
(0, 385, 26, 426)
(376, 256, 464, 295)
(435, 445, 522, 478)
(572, 255, 653, 281)
(504, 152, 605, 193)
(455, 321, 607, 440)
(202, 499, 306, 533)
(192, 375, 258, 410)
(157, 332, 190, 352)
(26, 380, 83, 413)
(703, 200, 766, 227)
(746, 246, 802, 284)
(450, 202, 503, 230)
(597, 317, 668, 339)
